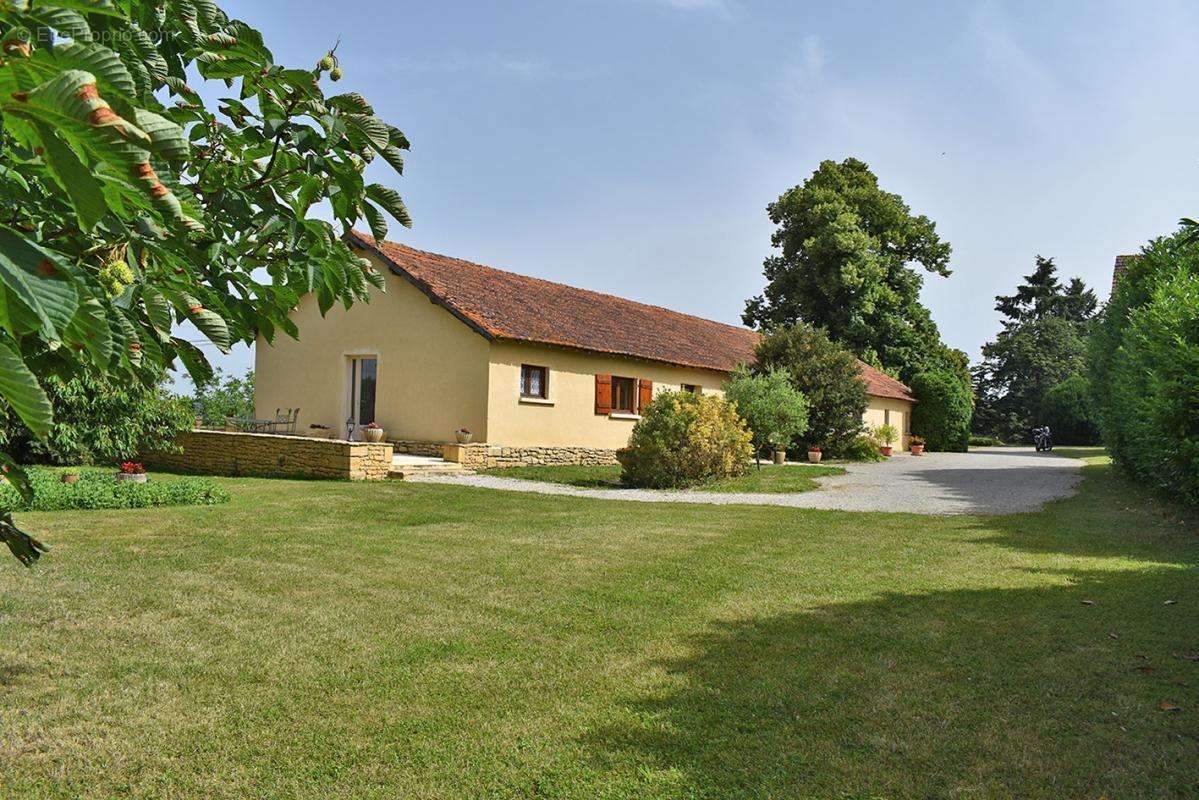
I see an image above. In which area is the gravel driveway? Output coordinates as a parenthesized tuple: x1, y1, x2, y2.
(409, 447, 1085, 516)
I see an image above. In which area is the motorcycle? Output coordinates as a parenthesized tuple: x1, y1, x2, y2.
(1033, 426, 1054, 452)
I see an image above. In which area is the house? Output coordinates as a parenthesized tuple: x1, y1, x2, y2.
(253, 233, 915, 465)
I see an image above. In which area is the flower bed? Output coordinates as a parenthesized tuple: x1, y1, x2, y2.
(0, 468, 229, 512)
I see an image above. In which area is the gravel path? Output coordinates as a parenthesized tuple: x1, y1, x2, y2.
(408, 447, 1086, 516)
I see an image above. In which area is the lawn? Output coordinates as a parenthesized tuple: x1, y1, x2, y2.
(1, 454, 1196, 799)
(479, 462, 847, 493)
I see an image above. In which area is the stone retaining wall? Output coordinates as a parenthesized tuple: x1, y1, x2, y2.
(442, 443, 619, 469)
(390, 439, 446, 458)
(145, 430, 393, 481)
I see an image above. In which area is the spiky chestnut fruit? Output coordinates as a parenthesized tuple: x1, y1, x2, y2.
(330, 67, 343, 82)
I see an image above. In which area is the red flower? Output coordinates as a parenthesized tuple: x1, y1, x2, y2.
(120, 461, 146, 474)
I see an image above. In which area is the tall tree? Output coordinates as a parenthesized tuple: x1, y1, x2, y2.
(743, 157, 955, 382)
(0, 1, 411, 565)
(974, 257, 1098, 442)
(994, 256, 1097, 325)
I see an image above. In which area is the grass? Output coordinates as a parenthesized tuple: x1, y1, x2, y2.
(479, 462, 847, 493)
(1, 453, 1197, 798)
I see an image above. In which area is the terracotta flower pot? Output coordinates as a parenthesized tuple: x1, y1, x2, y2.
(879, 446, 893, 457)
(363, 427, 385, 443)
(910, 444, 925, 456)
(807, 450, 823, 463)
(60, 473, 80, 484)
(772, 449, 786, 465)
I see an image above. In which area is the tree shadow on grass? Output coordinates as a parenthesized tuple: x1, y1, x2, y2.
(583, 467, 1199, 799)
(585, 567, 1198, 799)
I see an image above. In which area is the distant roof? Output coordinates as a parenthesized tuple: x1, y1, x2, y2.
(349, 232, 915, 401)
(1112, 254, 1138, 293)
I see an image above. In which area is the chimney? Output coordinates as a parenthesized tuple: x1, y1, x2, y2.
(1112, 254, 1138, 294)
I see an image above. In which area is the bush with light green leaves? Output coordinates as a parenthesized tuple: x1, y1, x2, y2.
(0, 0, 412, 565)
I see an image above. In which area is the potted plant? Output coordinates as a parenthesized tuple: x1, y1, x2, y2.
(116, 462, 148, 484)
(874, 424, 898, 457)
(909, 435, 925, 456)
(768, 433, 787, 465)
(807, 444, 823, 463)
(455, 427, 473, 444)
(362, 422, 385, 443)
(308, 423, 333, 439)
(60, 472, 80, 484)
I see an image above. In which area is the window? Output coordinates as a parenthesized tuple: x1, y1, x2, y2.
(520, 364, 548, 399)
(884, 409, 891, 425)
(612, 376, 636, 413)
(681, 383, 701, 395)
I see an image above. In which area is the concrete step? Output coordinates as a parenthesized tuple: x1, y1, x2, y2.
(388, 454, 471, 479)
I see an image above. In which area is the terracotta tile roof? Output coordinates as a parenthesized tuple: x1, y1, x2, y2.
(856, 359, 917, 402)
(349, 232, 915, 401)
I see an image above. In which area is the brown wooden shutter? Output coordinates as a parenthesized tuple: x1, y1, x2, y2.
(638, 379, 653, 413)
(595, 374, 612, 415)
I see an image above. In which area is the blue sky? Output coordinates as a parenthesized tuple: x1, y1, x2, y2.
(204, 0, 1199, 380)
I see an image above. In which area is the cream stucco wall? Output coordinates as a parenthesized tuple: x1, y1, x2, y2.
(486, 340, 730, 449)
(863, 396, 913, 450)
(254, 261, 491, 442)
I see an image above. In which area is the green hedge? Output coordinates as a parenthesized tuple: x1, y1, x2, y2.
(909, 370, 972, 452)
(0, 468, 230, 512)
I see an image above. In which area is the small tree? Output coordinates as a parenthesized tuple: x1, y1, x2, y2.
(753, 323, 868, 455)
(724, 368, 808, 469)
(910, 370, 972, 452)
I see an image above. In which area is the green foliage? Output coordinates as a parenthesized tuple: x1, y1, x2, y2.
(752, 323, 867, 455)
(910, 370, 972, 452)
(1090, 237, 1199, 503)
(744, 157, 957, 381)
(974, 257, 1096, 442)
(0, 0, 411, 563)
(872, 424, 898, 447)
(185, 368, 254, 424)
(0, 372, 192, 465)
(723, 368, 808, 462)
(0, 467, 228, 512)
(840, 434, 887, 462)
(969, 435, 1004, 447)
(617, 391, 753, 489)
(1040, 374, 1099, 446)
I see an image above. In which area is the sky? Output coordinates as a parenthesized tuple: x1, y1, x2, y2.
(202, 0, 1199, 381)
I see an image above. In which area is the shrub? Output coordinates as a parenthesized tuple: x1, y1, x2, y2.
(0, 374, 194, 466)
(1105, 268, 1199, 503)
(969, 435, 1004, 447)
(723, 368, 809, 466)
(753, 323, 868, 455)
(0, 468, 230, 512)
(617, 391, 753, 489)
(1039, 374, 1100, 445)
(909, 370, 972, 452)
(841, 435, 886, 462)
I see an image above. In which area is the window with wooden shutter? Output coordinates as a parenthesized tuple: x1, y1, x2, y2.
(638, 379, 653, 413)
(611, 377, 636, 413)
(595, 374, 612, 415)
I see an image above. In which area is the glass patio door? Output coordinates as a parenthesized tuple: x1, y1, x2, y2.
(347, 356, 377, 437)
